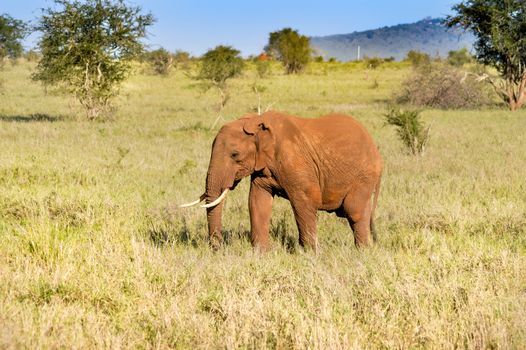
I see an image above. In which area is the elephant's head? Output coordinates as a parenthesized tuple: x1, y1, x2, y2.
(180, 114, 274, 247)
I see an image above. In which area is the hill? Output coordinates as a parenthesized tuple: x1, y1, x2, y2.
(310, 18, 473, 61)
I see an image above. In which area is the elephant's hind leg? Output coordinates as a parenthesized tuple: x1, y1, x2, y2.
(343, 193, 373, 247)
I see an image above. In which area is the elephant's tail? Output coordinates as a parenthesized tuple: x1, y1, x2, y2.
(370, 174, 382, 243)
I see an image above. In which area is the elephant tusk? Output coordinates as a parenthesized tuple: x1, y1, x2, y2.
(179, 193, 206, 208)
(201, 189, 229, 208)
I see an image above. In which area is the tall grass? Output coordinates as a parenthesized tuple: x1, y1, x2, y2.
(1, 61, 525, 349)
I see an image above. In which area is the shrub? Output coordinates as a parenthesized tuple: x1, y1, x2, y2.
(405, 50, 431, 68)
(255, 59, 271, 78)
(385, 107, 430, 156)
(173, 50, 191, 70)
(447, 48, 473, 67)
(364, 56, 384, 69)
(396, 63, 493, 109)
(146, 48, 173, 75)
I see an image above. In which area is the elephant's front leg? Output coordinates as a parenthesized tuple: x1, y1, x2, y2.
(249, 181, 273, 252)
(290, 190, 320, 252)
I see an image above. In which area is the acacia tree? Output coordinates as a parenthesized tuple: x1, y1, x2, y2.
(265, 28, 311, 74)
(32, 0, 154, 120)
(197, 45, 244, 128)
(446, 0, 526, 111)
(0, 14, 28, 62)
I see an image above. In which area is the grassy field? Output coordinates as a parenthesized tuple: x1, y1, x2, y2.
(1, 60, 525, 349)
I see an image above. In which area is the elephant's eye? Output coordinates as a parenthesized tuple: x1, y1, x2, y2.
(231, 151, 240, 159)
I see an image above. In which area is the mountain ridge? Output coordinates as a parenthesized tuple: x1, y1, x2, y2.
(310, 18, 473, 61)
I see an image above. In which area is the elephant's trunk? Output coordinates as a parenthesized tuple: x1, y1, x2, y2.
(204, 159, 233, 249)
(206, 200, 225, 249)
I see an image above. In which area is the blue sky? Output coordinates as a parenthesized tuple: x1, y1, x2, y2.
(3, 0, 458, 56)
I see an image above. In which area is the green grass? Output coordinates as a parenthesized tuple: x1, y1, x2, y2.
(1, 61, 525, 349)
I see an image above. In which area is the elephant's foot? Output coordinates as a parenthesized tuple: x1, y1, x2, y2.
(251, 232, 271, 253)
(351, 219, 373, 247)
(209, 234, 223, 251)
(299, 231, 319, 253)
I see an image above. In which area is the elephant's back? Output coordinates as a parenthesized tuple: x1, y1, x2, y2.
(311, 113, 371, 137)
(306, 114, 378, 151)
(268, 111, 381, 168)
(305, 113, 382, 174)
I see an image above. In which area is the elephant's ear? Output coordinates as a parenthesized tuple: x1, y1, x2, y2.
(242, 115, 263, 135)
(243, 117, 273, 171)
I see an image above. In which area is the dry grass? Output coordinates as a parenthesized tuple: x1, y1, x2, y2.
(0, 60, 525, 349)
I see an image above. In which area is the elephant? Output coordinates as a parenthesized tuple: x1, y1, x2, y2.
(181, 111, 383, 252)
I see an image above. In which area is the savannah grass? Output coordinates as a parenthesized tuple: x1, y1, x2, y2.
(1, 60, 525, 349)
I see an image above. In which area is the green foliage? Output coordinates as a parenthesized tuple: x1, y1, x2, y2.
(446, 0, 526, 110)
(385, 107, 430, 155)
(198, 45, 244, 90)
(447, 47, 473, 66)
(0, 14, 28, 62)
(145, 48, 173, 75)
(397, 62, 493, 109)
(32, 0, 154, 120)
(265, 28, 311, 74)
(405, 50, 431, 67)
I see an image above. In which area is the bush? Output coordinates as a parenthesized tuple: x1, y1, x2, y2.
(447, 48, 473, 67)
(173, 50, 191, 70)
(255, 59, 271, 78)
(385, 107, 430, 156)
(145, 48, 173, 75)
(396, 63, 493, 109)
(405, 50, 431, 68)
(364, 56, 384, 69)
